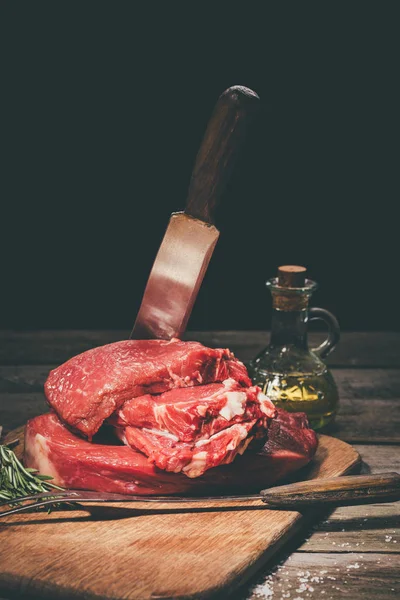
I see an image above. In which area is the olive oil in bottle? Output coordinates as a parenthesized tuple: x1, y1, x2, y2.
(249, 266, 340, 430)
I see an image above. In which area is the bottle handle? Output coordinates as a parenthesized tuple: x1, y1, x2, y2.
(308, 307, 340, 359)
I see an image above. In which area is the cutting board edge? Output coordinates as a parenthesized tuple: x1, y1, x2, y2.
(0, 574, 109, 600)
(204, 440, 362, 600)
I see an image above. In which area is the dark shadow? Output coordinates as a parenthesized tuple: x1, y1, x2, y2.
(321, 421, 341, 436)
(0, 502, 293, 526)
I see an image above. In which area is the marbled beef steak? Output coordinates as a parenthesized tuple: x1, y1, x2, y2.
(112, 379, 273, 441)
(45, 339, 250, 438)
(114, 378, 276, 477)
(25, 410, 317, 495)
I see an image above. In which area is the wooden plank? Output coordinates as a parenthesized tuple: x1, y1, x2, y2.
(0, 392, 48, 433)
(329, 398, 400, 444)
(0, 365, 52, 392)
(0, 433, 360, 600)
(355, 444, 400, 473)
(299, 502, 400, 553)
(334, 369, 400, 400)
(0, 366, 399, 399)
(319, 502, 399, 525)
(244, 552, 399, 600)
(1, 366, 400, 397)
(298, 445, 400, 553)
(1, 390, 399, 443)
(0, 331, 399, 367)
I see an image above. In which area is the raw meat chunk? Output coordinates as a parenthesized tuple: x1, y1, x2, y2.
(24, 410, 318, 495)
(121, 420, 257, 477)
(113, 378, 275, 442)
(114, 378, 276, 477)
(45, 339, 250, 438)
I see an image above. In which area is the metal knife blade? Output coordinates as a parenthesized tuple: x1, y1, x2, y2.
(131, 86, 260, 340)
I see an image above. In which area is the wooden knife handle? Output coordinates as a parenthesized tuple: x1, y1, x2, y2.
(260, 473, 400, 507)
(185, 86, 260, 224)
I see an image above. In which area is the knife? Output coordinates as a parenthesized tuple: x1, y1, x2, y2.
(131, 86, 260, 340)
(2, 473, 399, 518)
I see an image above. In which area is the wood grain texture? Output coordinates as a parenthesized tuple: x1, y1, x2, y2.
(300, 501, 400, 553)
(355, 445, 400, 474)
(260, 473, 400, 507)
(3, 366, 399, 396)
(327, 398, 400, 444)
(1, 331, 399, 366)
(0, 393, 48, 432)
(0, 430, 360, 600)
(245, 552, 400, 600)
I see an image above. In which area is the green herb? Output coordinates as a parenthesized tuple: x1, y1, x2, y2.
(0, 442, 64, 507)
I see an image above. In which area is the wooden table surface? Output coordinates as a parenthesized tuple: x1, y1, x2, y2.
(0, 330, 399, 600)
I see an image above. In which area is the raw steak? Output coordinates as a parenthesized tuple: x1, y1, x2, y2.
(121, 420, 257, 477)
(113, 378, 276, 477)
(112, 379, 275, 442)
(45, 339, 250, 439)
(24, 410, 318, 495)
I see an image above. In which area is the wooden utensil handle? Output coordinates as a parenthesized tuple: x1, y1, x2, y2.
(185, 86, 260, 224)
(260, 472, 400, 507)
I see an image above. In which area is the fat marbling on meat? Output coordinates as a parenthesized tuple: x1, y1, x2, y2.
(44, 339, 250, 439)
(113, 378, 276, 477)
(25, 410, 318, 495)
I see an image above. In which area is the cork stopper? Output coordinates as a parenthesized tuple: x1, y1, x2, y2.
(268, 265, 313, 311)
(278, 265, 307, 288)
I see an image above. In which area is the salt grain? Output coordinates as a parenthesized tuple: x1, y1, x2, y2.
(253, 581, 274, 598)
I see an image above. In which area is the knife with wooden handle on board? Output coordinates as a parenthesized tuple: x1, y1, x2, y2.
(130, 86, 260, 340)
(1, 473, 399, 518)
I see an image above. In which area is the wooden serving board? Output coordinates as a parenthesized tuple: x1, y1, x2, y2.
(0, 427, 360, 600)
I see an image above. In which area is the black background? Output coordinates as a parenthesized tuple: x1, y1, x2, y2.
(1, 3, 399, 332)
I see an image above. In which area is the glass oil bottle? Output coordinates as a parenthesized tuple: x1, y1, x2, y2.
(249, 266, 340, 430)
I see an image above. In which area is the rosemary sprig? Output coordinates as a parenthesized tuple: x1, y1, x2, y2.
(0, 442, 64, 507)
